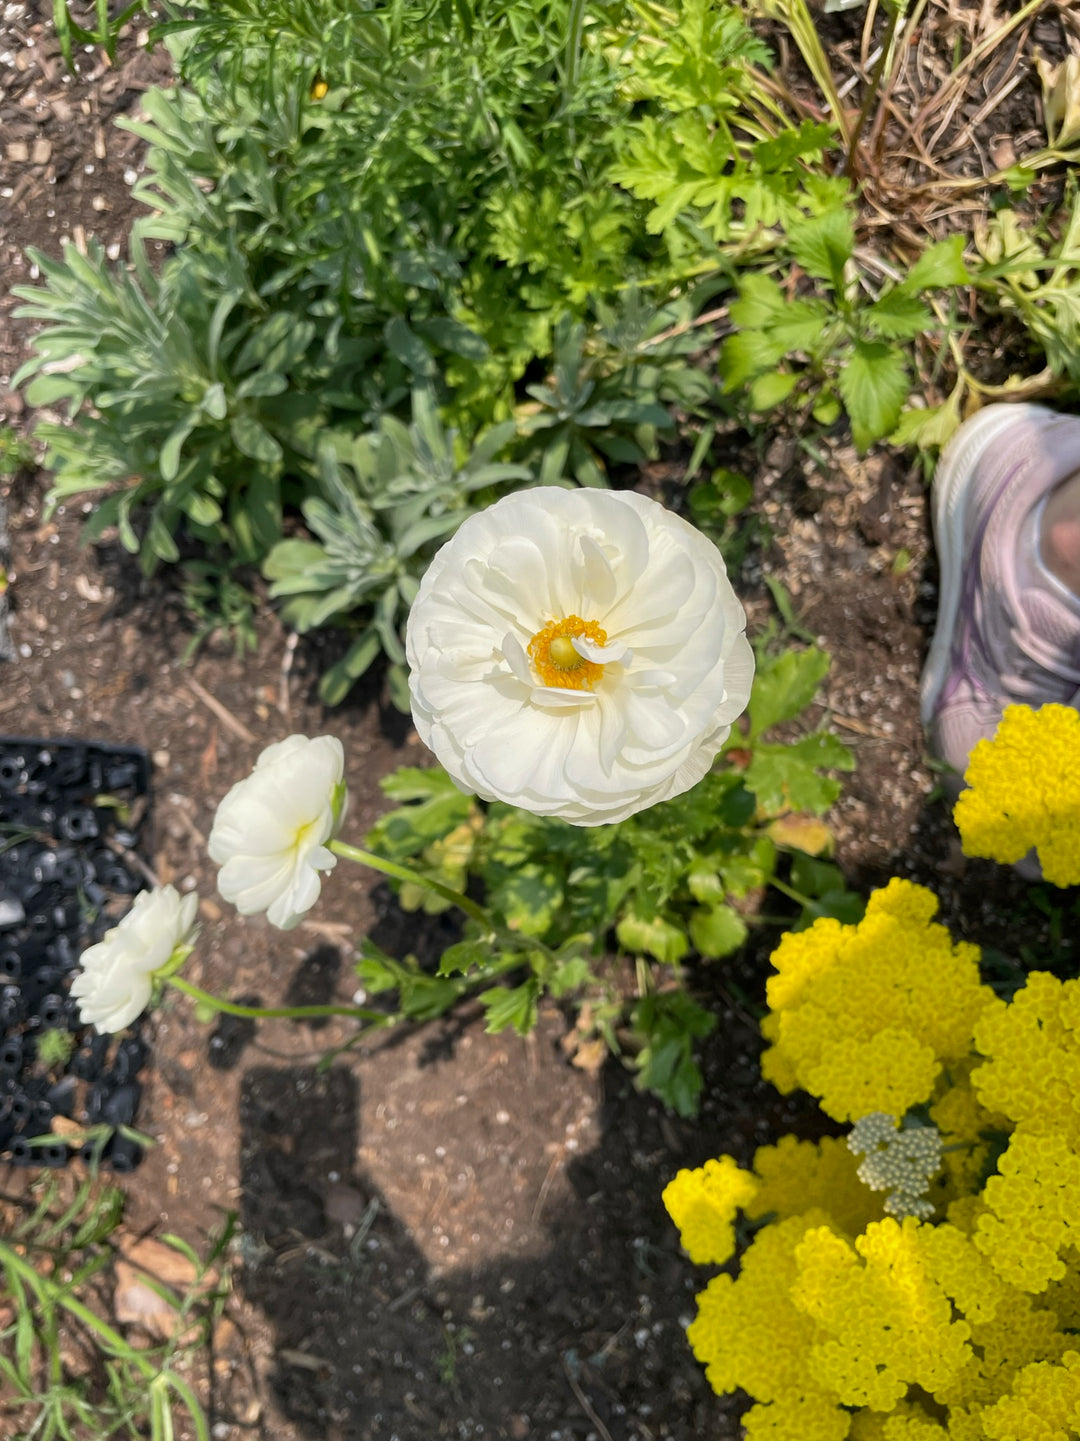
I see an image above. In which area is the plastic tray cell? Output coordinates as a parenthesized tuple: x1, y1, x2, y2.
(0, 737, 154, 1170)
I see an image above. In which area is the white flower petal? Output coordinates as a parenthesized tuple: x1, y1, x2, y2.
(209, 735, 346, 928)
(71, 885, 198, 1034)
(405, 487, 753, 825)
(572, 634, 632, 666)
(528, 685, 599, 709)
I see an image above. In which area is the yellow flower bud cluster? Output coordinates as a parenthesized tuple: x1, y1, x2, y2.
(954, 703, 1080, 885)
(761, 878, 993, 1122)
(664, 882, 1080, 1440)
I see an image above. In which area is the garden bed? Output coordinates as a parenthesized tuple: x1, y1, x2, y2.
(3, 2, 1080, 1439)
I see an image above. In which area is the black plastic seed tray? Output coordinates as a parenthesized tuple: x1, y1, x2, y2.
(0, 737, 153, 1171)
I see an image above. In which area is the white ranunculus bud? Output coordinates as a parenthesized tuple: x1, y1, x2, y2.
(405, 487, 754, 825)
(208, 734, 347, 929)
(71, 885, 200, 1033)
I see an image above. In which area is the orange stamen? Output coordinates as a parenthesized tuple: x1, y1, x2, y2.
(527, 616, 608, 691)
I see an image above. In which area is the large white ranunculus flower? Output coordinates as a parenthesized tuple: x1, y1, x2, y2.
(208, 734, 347, 929)
(405, 487, 754, 825)
(71, 885, 199, 1033)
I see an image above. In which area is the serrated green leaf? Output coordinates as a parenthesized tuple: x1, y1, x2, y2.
(838, 339, 910, 451)
(748, 645, 830, 739)
(437, 939, 489, 976)
(728, 273, 787, 328)
(630, 992, 715, 1116)
(718, 328, 786, 390)
(862, 290, 933, 341)
(787, 208, 855, 288)
(890, 389, 964, 450)
(480, 979, 539, 1036)
(616, 910, 689, 965)
(688, 903, 748, 958)
(749, 369, 798, 410)
(901, 234, 969, 292)
(744, 732, 855, 814)
(766, 298, 832, 351)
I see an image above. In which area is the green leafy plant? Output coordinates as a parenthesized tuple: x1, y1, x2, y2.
(0, 1176, 232, 1440)
(517, 316, 676, 486)
(609, 0, 847, 250)
(263, 389, 533, 705)
(0, 426, 34, 478)
(179, 563, 260, 663)
(52, 0, 148, 71)
(973, 190, 1080, 387)
(12, 239, 304, 573)
(719, 213, 970, 449)
(359, 640, 857, 1114)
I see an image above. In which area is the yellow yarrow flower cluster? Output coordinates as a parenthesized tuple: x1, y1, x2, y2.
(973, 973, 1080, 1146)
(793, 1219, 973, 1410)
(748, 1134, 886, 1239)
(976, 1130, 1080, 1292)
(761, 879, 993, 1122)
(666, 876, 1080, 1440)
(954, 703, 1080, 884)
(929, 1060, 1009, 1207)
(981, 1351, 1080, 1439)
(686, 1211, 833, 1401)
(662, 1154, 758, 1265)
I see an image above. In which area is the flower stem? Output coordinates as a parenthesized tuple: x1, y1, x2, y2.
(328, 839, 494, 931)
(769, 876, 822, 912)
(166, 976, 385, 1024)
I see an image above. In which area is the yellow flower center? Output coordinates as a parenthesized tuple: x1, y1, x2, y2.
(527, 615, 608, 691)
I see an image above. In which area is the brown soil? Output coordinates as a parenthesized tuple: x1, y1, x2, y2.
(1, 5, 1077, 1440)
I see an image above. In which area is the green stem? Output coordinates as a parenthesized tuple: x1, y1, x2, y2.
(0, 1242, 157, 1380)
(563, 0, 587, 97)
(166, 976, 385, 1024)
(769, 876, 822, 911)
(329, 839, 494, 931)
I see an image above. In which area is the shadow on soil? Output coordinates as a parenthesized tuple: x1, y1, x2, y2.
(228, 1018, 770, 1441)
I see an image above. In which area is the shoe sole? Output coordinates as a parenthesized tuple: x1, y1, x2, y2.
(920, 401, 1056, 727)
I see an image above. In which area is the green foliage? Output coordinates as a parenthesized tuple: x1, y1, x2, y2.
(361, 642, 856, 1113)
(52, 0, 147, 70)
(134, 0, 669, 409)
(179, 564, 259, 663)
(34, 1028, 76, 1070)
(518, 315, 675, 487)
(0, 1176, 231, 1441)
(610, 0, 847, 247)
(13, 238, 297, 574)
(0, 426, 34, 477)
(719, 219, 970, 449)
(14, 0, 699, 674)
(263, 389, 532, 705)
(973, 188, 1080, 385)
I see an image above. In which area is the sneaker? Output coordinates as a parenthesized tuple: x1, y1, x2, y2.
(921, 403, 1080, 788)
